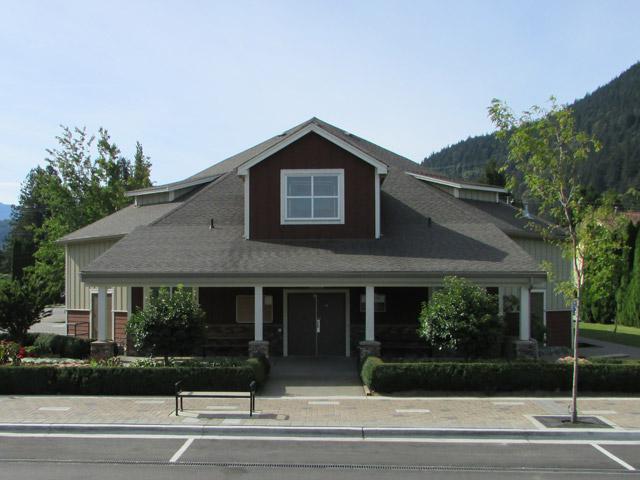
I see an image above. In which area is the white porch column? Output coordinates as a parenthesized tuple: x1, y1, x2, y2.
(519, 286, 530, 340)
(498, 287, 504, 316)
(365, 285, 375, 341)
(97, 286, 108, 342)
(254, 286, 263, 341)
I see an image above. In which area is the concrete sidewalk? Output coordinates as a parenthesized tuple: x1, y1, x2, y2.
(1, 395, 639, 431)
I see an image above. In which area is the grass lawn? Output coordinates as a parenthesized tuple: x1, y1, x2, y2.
(580, 322, 640, 348)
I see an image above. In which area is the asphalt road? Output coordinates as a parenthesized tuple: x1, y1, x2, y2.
(0, 436, 638, 479)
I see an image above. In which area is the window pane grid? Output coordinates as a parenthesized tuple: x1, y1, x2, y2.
(285, 173, 340, 220)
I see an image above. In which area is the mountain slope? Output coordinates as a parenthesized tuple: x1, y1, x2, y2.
(0, 203, 11, 220)
(423, 62, 640, 195)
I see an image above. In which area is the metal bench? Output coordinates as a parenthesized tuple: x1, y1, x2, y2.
(174, 380, 256, 416)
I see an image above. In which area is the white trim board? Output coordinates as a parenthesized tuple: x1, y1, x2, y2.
(406, 171, 507, 193)
(236, 124, 388, 176)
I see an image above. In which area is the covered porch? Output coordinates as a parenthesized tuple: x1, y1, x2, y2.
(82, 275, 541, 359)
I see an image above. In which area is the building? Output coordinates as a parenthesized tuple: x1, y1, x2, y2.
(59, 118, 571, 359)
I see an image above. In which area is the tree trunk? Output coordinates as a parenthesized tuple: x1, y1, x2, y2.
(570, 289, 581, 423)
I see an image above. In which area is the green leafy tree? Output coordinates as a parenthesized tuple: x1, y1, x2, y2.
(0, 277, 45, 343)
(418, 276, 503, 359)
(489, 97, 600, 423)
(12, 127, 152, 303)
(580, 203, 629, 324)
(126, 286, 206, 365)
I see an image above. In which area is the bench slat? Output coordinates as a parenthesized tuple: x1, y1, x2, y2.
(179, 391, 250, 397)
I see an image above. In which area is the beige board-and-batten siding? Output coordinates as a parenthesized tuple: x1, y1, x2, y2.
(458, 189, 497, 202)
(65, 238, 128, 312)
(502, 237, 572, 312)
(432, 184, 497, 202)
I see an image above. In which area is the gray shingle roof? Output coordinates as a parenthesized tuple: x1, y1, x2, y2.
(460, 200, 559, 239)
(83, 165, 544, 279)
(58, 201, 185, 243)
(75, 117, 547, 280)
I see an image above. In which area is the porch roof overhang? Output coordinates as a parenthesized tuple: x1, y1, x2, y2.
(80, 270, 546, 288)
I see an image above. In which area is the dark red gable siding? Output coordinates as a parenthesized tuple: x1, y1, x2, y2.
(249, 132, 375, 239)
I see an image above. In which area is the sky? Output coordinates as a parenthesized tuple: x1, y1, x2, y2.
(1, 0, 639, 205)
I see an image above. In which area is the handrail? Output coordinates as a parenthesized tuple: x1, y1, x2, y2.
(68, 321, 89, 337)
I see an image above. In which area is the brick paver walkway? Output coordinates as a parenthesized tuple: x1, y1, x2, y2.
(1, 395, 639, 430)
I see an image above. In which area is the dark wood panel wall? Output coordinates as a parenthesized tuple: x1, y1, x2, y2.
(198, 287, 284, 325)
(249, 132, 376, 239)
(349, 287, 427, 326)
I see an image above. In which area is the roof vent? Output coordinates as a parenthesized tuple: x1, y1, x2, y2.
(209, 218, 215, 229)
(427, 217, 432, 227)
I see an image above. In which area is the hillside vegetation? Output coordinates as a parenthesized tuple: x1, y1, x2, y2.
(423, 62, 640, 196)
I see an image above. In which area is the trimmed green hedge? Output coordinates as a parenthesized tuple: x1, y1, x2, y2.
(0, 360, 268, 395)
(361, 357, 640, 394)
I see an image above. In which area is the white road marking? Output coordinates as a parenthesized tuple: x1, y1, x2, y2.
(134, 400, 165, 404)
(395, 409, 431, 413)
(592, 443, 636, 471)
(169, 437, 194, 463)
(492, 401, 525, 406)
(37, 407, 70, 412)
(308, 401, 340, 405)
(207, 405, 238, 410)
(583, 410, 617, 415)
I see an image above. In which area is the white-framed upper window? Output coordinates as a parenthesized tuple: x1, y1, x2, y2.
(280, 169, 345, 224)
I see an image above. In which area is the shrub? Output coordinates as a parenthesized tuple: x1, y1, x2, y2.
(0, 360, 267, 395)
(126, 286, 206, 365)
(33, 333, 91, 358)
(62, 336, 92, 358)
(0, 278, 45, 343)
(360, 357, 640, 393)
(360, 356, 383, 387)
(418, 276, 504, 358)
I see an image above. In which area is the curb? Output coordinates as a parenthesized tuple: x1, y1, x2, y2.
(2, 423, 640, 441)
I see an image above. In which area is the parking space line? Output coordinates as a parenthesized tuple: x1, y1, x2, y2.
(592, 443, 636, 471)
(308, 401, 340, 405)
(169, 437, 194, 463)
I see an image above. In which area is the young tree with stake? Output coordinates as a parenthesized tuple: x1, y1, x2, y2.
(489, 97, 600, 423)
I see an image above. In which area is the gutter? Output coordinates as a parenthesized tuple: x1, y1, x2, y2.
(56, 234, 126, 246)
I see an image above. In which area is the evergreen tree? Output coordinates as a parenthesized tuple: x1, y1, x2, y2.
(617, 225, 640, 327)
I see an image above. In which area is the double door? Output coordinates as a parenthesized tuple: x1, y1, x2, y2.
(287, 292, 346, 356)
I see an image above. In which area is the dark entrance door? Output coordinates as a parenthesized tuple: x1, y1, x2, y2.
(287, 292, 346, 356)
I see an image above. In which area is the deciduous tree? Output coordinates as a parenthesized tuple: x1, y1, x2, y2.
(489, 97, 600, 423)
